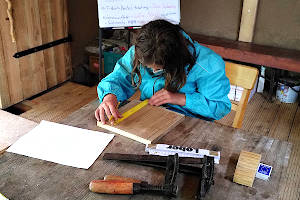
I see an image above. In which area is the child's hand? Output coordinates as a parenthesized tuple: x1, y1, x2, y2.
(95, 94, 122, 124)
(149, 89, 186, 106)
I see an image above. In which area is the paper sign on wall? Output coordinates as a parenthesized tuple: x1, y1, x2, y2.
(98, 0, 180, 28)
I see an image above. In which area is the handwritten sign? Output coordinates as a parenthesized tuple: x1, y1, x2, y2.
(98, 0, 180, 28)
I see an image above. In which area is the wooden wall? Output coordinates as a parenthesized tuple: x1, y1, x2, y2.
(0, 0, 71, 109)
(181, 0, 300, 51)
(180, 0, 243, 40)
(254, 0, 300, 51)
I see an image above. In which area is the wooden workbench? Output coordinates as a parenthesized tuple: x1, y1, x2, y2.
(0, 100, 292, 200)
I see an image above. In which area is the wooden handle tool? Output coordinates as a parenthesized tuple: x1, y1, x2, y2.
(89, 172, 178, 197)
(89, 175, 146, 194)
(103, 175, 142, 183)
(89, 180, 135, 194)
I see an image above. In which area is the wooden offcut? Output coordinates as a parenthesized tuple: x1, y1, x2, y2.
(238, 0, 259, 42)
(233, 150, 261, 187)
(97, 100, 185, 144)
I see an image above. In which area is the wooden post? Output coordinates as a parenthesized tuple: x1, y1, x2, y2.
(238, 0, 259, 42)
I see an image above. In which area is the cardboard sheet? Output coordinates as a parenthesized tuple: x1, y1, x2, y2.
(7, 120, 114, 169)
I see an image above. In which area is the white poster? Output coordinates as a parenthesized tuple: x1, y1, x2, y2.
(98, 0, 180, 28)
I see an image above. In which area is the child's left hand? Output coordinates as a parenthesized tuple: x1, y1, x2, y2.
(149, 89, 186, 106)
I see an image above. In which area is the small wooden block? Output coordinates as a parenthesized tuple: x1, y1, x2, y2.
(233, 150, 261, 187)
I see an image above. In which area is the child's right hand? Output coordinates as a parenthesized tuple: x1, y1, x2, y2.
(95, 94, 122, 124)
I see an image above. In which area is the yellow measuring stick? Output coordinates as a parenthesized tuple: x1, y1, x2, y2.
(113, 99, 149, 125)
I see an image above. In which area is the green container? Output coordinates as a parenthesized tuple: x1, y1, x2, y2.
(103, 51, 123, 75)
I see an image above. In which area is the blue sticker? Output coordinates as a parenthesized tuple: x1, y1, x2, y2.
(257, 164, 272, 175)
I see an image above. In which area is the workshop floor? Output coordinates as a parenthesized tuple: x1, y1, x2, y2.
(11, 81, 300, 200)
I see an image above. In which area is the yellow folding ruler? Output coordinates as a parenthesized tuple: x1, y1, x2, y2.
(113, 99, 149, 125)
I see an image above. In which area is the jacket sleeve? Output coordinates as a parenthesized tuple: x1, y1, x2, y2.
(97, 46, 136, 103)
(182, 55, 231, 120)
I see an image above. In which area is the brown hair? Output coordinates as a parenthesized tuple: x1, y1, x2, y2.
(132, 19, 196, 92)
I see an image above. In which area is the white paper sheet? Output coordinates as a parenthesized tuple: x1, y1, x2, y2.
(7, 120, 114, 169)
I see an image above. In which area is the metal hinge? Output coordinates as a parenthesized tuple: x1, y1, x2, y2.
(13, 34, 72, 58)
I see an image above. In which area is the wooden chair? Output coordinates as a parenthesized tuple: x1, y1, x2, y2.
(225, 61, 259, 129)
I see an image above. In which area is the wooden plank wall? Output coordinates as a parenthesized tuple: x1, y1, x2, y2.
(0, 0, 22, 108)
(0, 0, 71, 109)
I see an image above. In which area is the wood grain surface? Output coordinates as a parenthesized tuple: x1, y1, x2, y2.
(0, 0, 71, 109)
(0, 99, 292, 200)
(20, 82, 97, 123)
(233, 151, 261, 187)
(238, 0, 259, 42)
(0, 110, 37, 153)
(97, 100, 185, 144)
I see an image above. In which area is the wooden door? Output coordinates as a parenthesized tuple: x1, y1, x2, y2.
(0, 0, 71, 109)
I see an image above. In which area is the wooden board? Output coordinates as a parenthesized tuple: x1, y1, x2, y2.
(0, 99, 292, 200)
(0, 110, 37, 154)
(238, 0, 259, 42)
(97, 100, 185, 144)
(0, 0, 71, 109)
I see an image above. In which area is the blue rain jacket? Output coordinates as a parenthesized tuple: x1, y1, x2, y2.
(97, 32, 231, 120)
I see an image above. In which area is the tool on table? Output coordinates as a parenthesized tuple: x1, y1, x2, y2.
(146, 144, 220, 164)
(112, 99, 149, 125)
(103, 174, 143, 183)
(195, 155, 215, 200)
(89, 154, 179, 197)
(103, 153, 215, 200)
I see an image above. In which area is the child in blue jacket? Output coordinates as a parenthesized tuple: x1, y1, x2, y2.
(95, 19, 231, 124)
